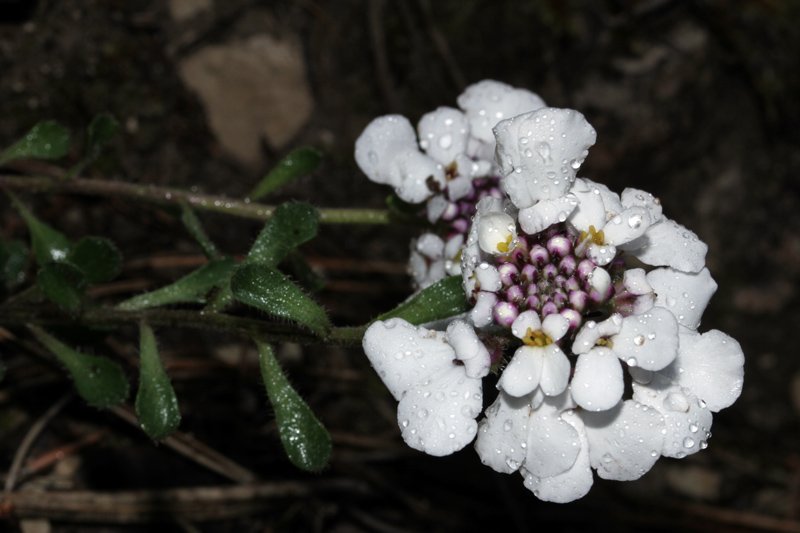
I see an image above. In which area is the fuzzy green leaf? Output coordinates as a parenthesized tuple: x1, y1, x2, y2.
(37, 261, 87, 314)
(180, 203, 220, 259)
(68, 237, 123, 283)
(31, 326, 129, 408)
(249, 147, 322, 200)
(256, 341, 331, 471)
(117, 258, 235, 311)
(0, 240, 30, 291)
(0, 121, 71, 165)
(247, 202, 319, 267)
(135, 324, 181, 440)
(231, 264, 330, 337)
(87, 113, 120, 151)
(9, 194, 71, 266)
(379, 275, 467, 325)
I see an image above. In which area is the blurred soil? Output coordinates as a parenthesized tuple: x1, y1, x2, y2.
(1, 0, 800, 531)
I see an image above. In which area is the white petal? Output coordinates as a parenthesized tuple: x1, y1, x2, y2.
(567, 178, 608, 232)
(446, 175, 473, 201)
(602, 207, 651, 246)
(454, 153, 492, 179)
(524, 407, 581, 478)
(392, 150, 445, 204)
(478, 212, 517, 255)
(417, 106, 469, 165)
(586, 243, 617, 266)
(499, 346, 543, 397)
(588, 265, 612, 294)
(621, 187, 663, 223)
(540, 345, 570, 396)
(475, 262, 502, 293)
(571, 348, 624, 411)
(446, 320, 490, 379)
(621, 219, 708, 273)
(397, 365, 482, 456)
(511, 310, 542, 339)
(474, 391, 532, 473)
(469, 291, 497, 327)
(517, 194, 579, 234)
(415, 233, 445, 259)
(354, 115, 418, 185)
(572, 314, 623, 354)
(362, 319, 455, 400)
(522, 410, 593, 503)
(444, 234, 464, 260)
(647, 267, 718, 330)
(426, 194, 449, 222)
(581, 400, 665, 481)
(623, 268, 652, 296)
(457, 80, 545, 143)
(494, 108, 596, 209)
(408, 250, 429, 289)
(662, 329, 745, 412)
(633, 374, 713, 458)
(612, 308, 679, 371)
(542, 313, 570, 341)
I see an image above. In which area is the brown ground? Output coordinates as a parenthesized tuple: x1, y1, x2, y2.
(1, 0, 799, 531)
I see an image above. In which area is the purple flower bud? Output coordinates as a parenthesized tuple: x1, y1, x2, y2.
(525, 295, 541, 310)
(498, 263, 519, 286)
(560, 308, 582, 329)
(559, 255, 577, 276)
(520, 264, 537, 283)
(530, 244, 550, 265)
(541, 301, 559, 317)
(569, 290, 588, 311)
(577, 259, 596, 281)
(542, 263, 558, 280)
(493, 301, 519, 327)
(547, 235, 572, 257)
(506, 284, 524, 303)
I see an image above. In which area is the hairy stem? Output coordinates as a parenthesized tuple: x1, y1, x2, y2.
(0, 305, 364, 346)
(0, 175, 391, 225)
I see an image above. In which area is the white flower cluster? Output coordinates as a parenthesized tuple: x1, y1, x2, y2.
(356, 81, 545, 289)
(357, 82, 744, 503)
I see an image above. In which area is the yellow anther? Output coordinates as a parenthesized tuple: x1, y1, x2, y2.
(596, 337, 613, 348)
(579, 225, 605, 246)
(496, 234, 514, 253)
(522, 327, 553, 347)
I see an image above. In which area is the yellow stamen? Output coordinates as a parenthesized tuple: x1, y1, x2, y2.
(522, 327, 553, 347)
(496, 234, 514, 253)
(579, 225, 605, 246)
(596, 337, 613, 348)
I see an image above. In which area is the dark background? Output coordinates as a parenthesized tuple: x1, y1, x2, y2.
(1, 0, 799, 531)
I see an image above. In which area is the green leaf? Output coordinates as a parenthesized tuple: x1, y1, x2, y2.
(285, 250, 325, 293)
(231, 264, 330, 337)
(249, 147, 322, 200)
(180, 203, 220, 259)
(117, 258, 235, 311)
(256, 341, 331, 471)
(30, 326, 129, 408)
(0, 121, 71, 165)
(68, 237, 122, 283)
(378, 275, 467, 325)
(87, 113, 120, 152)
(8, 193, 71, 265)
(37, 261, 87, 314)
(135, 323, 181, 440)
(247, 202, 319, 267)
(0, 240, 30, 291)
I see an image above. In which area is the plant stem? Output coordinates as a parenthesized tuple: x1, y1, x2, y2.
(0, 305, 364, 346)
(0, 175, 391, 225)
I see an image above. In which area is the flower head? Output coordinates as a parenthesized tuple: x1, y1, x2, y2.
(358, 83, 744, 503)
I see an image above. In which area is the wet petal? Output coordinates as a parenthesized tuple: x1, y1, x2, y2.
(540, 345, 570, 396)
(647, 267, 717, 330)
(524, 406, 581, 478)
(567, 178, 608, 232)
(495, 108, 597, 209)
(478, 212, 517, 255)
(499, 346, 543, 397)
(511, 310, 542, 339)
(522, 410, 593, 503)
(581, 400, 665, 481)
(415, 233, 444, 259)
(602, 207, 651, 246)
(572, 314, 623, 354)
(662, 329, 744, 412)
(392, 150, 445, 204)
(571, 347, 624, 411)
(457, 80, 545, 144)
(446, 320, 490, 379)
(475, 262, 502, 292)
(363, 319, 455, 400)
(474, 391, 532, 473)
(417, 106, 469, 165)
(621, 218, 708, 273)
(518, 194, 579, 234)
(621, 187, 663, 223)
(354, 115, 418, 185)
(623, 268, 652, 296)
(469, 291, 498, 327)
(397, 365, 482, 456)
(612, 308, 679, 371)
(542, 313, 570, 342)
(633, 374, 713, 458)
